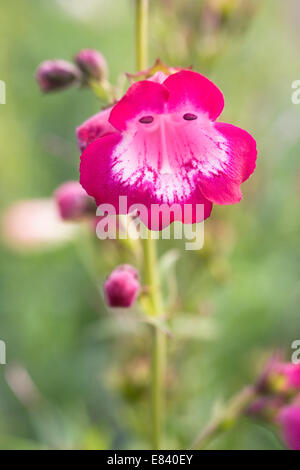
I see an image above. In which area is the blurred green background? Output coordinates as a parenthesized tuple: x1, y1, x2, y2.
(0, 0, 300, 449)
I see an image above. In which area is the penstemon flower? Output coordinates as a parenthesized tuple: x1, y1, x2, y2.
(33, 0, 261, 449)
(79, 69, 257, 230)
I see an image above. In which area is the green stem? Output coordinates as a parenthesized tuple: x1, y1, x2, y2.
(136, 0, 148, 71)
(89, 78, 115, 102)
(143, 237, 163, 317)
(151, 323, 166, 449)
(143, 237, 165, 450)
(143, 236, 165, 449)
(135, 0, 165, 450)
(191, 386, 256, 450)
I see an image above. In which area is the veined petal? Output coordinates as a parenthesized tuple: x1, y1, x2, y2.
(197, 123, 257, 204)
(109, 80, 169, 131)
(79, 130, 212, 230)
(163, 70, 224, 121)
(80, 133, 123, 206)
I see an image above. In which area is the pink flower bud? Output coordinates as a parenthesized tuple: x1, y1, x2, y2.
(75, 49, 108, 82)
(76, 106, 115, 153)
(36, 60, 81, 93)
(54, 181, 94, 221)
(104, 265, 140, 308)
(277, 405, 300, 450)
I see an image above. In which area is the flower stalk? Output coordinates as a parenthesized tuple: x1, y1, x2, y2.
(135, 0, 166, 450)
(88, 78, 115, 103)
(136, 0, 148, 71)
(191, 386, 256, 450)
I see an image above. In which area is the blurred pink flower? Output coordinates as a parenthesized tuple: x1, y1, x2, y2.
(54, 181, 94, 221)
(104, 265, 140, 308)
(277, 405, 300, 450)
(1, 199, 78, 252)
(80, 69, 257, 230)
(275, 363, 300, 391)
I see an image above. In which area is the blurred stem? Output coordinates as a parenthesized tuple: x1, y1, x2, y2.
(89, 78, 115, 102)
(191, 386, 256, 450)
(151, 323, 166, 450)
(143, 237, 165, 450)
(135, 0, 165, 449)
(136, 0, 148, 70)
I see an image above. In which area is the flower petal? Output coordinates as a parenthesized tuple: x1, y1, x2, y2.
(163, 70, 224, 121)
(76, 107, 115, 153)
(278, 406, 300, 450)
(197, 123, 257, 204)
(109, 80, 169, 131)
(79, 131, 212, 230)
(80, 133, 123, 206)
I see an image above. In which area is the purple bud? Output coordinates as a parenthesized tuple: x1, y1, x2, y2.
(54, 181, 94, 221)
(104, 265, 140, 308)
(75, 49, 108, 82)
(36, 60, 81, 93)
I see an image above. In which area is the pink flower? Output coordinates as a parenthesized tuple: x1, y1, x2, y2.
(80, 70, 257, 230)
(275, 363, 300, 391)
(277, 405, 300, 450)
(1, 199, 78, 252)
(285, 365, 300, 389)
(104, 265, 140, 308)
(76, 107, 115, 153)
(54, 181, 94, 221)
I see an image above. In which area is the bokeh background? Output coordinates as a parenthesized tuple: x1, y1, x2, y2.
(0, 0, 300, 449)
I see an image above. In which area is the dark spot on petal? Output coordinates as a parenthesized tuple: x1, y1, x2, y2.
(139, 115, 154, 124)
(183, 113, 197, 121)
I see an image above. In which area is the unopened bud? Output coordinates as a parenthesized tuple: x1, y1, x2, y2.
(104, 265, 140, 308)
(54, 181, 94, 221)
(76, 106, 114, 153)
(75, 49, 108, 82)
(36, 60, 81, 93)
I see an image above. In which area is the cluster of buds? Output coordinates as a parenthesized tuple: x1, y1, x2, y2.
(248, 357, 300, 450)
(36, 49, 108, 94)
